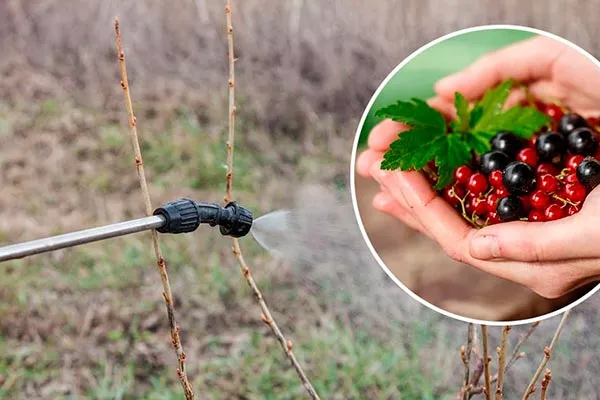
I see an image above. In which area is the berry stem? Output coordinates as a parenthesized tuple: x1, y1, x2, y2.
(551, 194, 580, 208)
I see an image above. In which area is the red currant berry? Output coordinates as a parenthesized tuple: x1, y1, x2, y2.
(588, 117, 600, 127)
(534, 99, 547, 111)
(487, 211, 501, 225)
(486, 193, 499, 213)
(564, 173, 578, 183)
(519, 195, 531, 211)
(467, 173, 488, 195)
(528, 135, 537, 149)
(566, 205, 580, 216)
(544, 204, 565, 221)
(536, 163, 559, 176)
(516, 148, 538, 167)
(545, 103, 565, 124)
(470, 197, 487, 215)
(454, 165, 472, 185)
(496, 187, 509, 198)
(537, 174, 558, 193)
(529, 190, 550, 209)
(443, 187, 460, 207)
(566, 155, 585, 171)
(488, 170, 504, 189)
(528, 209, 545, 222)
(564, 183, 586, 202)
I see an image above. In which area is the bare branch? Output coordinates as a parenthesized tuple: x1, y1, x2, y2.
(506, 322, 540, 372)
(114, 18, 194, 400)
(460, 324, 475, 400)
(223, 2, 320, 399)
(540, 369, 551, 400)
(481, 325, 491, 400)
(495, 326, 511, 399)
(522, 311, 570, 400)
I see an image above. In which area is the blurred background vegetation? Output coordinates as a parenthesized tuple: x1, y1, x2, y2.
(1, 0, 600, 399)
(358, 29, 536, 145)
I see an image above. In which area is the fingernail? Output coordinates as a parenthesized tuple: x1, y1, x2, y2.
(470, 235, 500, 259)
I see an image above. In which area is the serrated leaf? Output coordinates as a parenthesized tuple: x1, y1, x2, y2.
(454, 92, 470, 131)
(474, 106, 551, 139)
(375, 98, 446, 131)
(380, 126, 445, 170)
(462, 131, 491, 154)
(469, 106, 484, 128)
(473, 79, 514, 131)
(433, 135, 472, 189)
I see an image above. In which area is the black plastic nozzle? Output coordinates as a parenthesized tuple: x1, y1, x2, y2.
(153, 198, 253, 238)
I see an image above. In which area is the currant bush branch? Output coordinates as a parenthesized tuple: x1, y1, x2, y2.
(114, 18, 195, 400)
(495, 326, 511, 400)
(522, 311, 570, 400)
(223, 2, 320, 399)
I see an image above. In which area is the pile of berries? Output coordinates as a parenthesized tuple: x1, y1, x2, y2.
(439, 103, 600, 226)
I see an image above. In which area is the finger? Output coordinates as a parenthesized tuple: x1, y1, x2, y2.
(434, 36, 565, 101)
(527, 80, 567, 103)
(427, 96, 457, 119)
(367, 119, 407, 151)
(464, 256, 600, 299)
(469, 214, 600, 262)
(392, 169, 475, 262)
(372, 191, 432, 238)
(356, 149, 384, 178)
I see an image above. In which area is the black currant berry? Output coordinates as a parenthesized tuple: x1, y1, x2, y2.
(558, 112, 589, 136)
(496, 195, 524, 222)
(503, 161, 536, 195)
(567, 127, 598, 156)
(480, 150, 510, 175)
(576, 158, 600, 190)
(535, 131, 567, 161)
(491, 131, 522, 158)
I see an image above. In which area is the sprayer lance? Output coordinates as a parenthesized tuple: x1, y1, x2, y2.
(0, 198, 253, 263)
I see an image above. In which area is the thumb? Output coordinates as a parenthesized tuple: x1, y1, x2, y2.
(434, 35, 565, 101)
(469, 215, 599, 262)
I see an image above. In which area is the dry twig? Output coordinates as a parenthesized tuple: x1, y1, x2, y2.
(506, 322, 540, 372)
(495, 326, 511, 399)
(114, 18, 194, 400)
(481, 325, 491, 400)
(540, 369, 551, 400)
(223, 2, 320, 399)
(522, 311, 570, 400)
(460, 324, 475, 400)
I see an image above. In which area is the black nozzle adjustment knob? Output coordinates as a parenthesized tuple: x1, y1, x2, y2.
(152, 198, 253, 238)
(153, 198, 201, 234)
(218, 201, 253, 238)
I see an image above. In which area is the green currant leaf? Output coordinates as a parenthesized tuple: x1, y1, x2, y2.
(454, 92, 470, 131)
(472, 79, 514, 131)
(434, 134, 472, 189)
(462, 131, 491, 154)
(380, 126, 446, 171)
(474, 106, 551, 139)
(375, 98, 446, 131)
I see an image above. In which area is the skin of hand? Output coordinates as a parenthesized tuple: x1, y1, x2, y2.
(356, 35, 600, 299)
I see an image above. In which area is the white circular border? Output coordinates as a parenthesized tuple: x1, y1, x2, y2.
(349, 24, 600, 326)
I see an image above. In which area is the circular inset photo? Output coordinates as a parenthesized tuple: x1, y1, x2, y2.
(351, 25, 600, 324)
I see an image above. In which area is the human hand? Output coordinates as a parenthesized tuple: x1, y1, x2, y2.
(356, 36, 600, 298)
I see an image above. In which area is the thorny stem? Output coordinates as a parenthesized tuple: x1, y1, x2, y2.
(223, 2, 320, 399)
(114, 19, 195, 400)
(540, 369, 552, 400)
(495, 326, 511, 399)
(522, 310, 570, 400)
(481, 325, 492, 400)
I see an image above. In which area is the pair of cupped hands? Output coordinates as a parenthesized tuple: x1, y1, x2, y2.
(357, 36, 600, 299)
